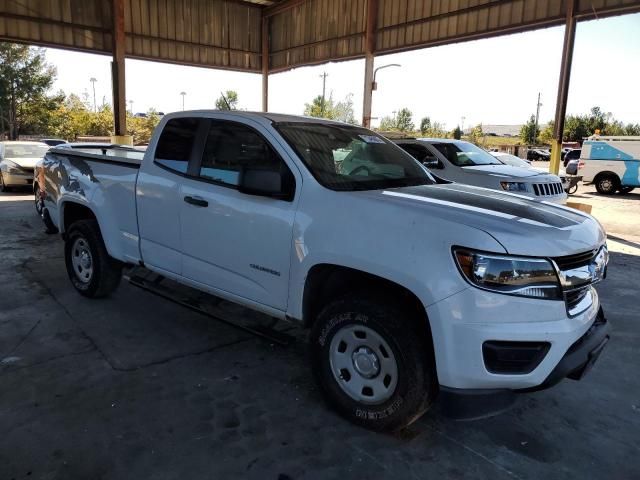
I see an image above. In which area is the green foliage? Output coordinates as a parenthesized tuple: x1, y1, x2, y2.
(420, 117, 431, 135)
(215, 90, 239, 110)
(395, 108, 414, 132)
(378, 108, 414, 132)
(0, 43, 57, 139)
(127, 110, 162, 144)
(519, 114, 540, 144)
(467, 124, 484, 145)
(539, 121, 554, 145)
(451, 126, 462, 140)
(303, 93, 356, 124)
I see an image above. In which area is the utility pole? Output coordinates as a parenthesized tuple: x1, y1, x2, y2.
(319, 72, 328, 115)
(90, 77, 97, 112)
(534, 92, 542, 145)
(180, 91, 186, 111)
(128, 99, 133, 114)
(461, 116, 466, 133)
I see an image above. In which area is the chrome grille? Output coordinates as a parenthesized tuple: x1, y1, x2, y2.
(532, 182, 563, 197)
(551, 247, 605, 316)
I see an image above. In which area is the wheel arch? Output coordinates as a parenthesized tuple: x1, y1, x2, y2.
(302, 263, 435, 349)
(60, 201, 98, 235)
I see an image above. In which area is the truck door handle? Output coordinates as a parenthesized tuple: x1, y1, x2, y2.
(183, 195, 208, 207)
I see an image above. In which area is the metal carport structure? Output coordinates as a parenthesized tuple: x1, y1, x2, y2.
(1, 0, 639, 170)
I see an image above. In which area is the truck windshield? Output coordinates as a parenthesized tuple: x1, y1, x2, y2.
(275, 122, 434, 191)
(430, 141, 502, 167)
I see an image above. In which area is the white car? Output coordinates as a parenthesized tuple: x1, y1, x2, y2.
(396, 139, 567, 203)
(38, 112, 609, 431)
(492, 151, 570, 192)
(0, 141, 49, 191)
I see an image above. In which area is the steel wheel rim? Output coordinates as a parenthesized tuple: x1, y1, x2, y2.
(600, 179, 612, 192)
(71, 237, 93, 284)
(329, 324, 398, 405)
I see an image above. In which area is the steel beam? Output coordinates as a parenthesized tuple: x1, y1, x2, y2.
(111, 0, 128, 141)
(550, 0, 577, 175)
(262, 16, 269, 112)
(362, 0, 378, 128)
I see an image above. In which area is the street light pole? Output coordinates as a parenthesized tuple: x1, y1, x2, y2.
(89, 77, 97, 112)
(319, 72, 328, 115)
(128, 99, 133, 114)
(534, 92, 542, 145)
(180, 91, 186, 111)
(365, 63, 401, 128)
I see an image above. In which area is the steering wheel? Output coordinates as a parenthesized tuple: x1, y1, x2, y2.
(349, 165, 371, 176)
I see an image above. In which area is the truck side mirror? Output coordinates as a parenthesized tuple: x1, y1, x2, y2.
(238, 167, 294, 201)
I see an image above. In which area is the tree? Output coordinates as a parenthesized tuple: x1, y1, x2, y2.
(0, 43, 58, 139)
(563, 115, 590, 142)
(303, 93, 356, 124)
(537, 121, 554, 145)
(420, 117, 431, 135)
(395, 108, 414, 132)
(451, 126, 462, 140)
(467, 124, 484, 145)
(519, 114, 540, 145)
(215, 90, 239, 110)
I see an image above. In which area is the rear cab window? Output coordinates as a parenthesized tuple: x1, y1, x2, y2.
(154, 117, 199, 174)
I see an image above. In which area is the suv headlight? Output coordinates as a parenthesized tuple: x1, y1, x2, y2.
(453, 248, 562, 300)
(500, 181, 528, 192)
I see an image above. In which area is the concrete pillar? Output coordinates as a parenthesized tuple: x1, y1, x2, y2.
(550, 0, 577, 174)
(111, 0, 132, 145)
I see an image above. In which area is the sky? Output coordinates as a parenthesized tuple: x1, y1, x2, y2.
(44, 12, 640, 130)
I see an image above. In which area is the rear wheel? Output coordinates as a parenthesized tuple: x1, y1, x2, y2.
(594, 174, 619, 195)
(310, 295, 437, 432)
(64, 219, 122, 297)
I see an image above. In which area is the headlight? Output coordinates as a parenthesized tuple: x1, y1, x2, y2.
(453, 248, 562, 300)
(500, 181, 528, 192)
(3, 160, 21, 174)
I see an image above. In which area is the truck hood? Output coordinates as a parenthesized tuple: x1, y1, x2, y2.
(360, 183, 605, 257)
(5, 156, 40, 169)
(462, 164, 548, 178)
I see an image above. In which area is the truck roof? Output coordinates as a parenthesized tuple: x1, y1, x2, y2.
(165, 110, 354, 127)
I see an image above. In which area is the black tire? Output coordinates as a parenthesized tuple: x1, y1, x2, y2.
(34, 183, 44, 216)
(618, 186, 635, 194)
(0, 172, 10, 192)
(310, 295, 437, 432)
(64, 219, 122, 298)
(594, 174, 619, 195)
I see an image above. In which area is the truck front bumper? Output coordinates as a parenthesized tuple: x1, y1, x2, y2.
(427, 285, 610, 419)
(3, 171, 34, 187)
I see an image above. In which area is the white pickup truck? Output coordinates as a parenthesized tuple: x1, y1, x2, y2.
(37, 111, 610, 431)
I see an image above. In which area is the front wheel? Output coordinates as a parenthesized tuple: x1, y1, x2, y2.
(594, 174, 619, 195)
(65, 219, 122, 298)
(310, 296, 437, 432)
(0, 172, 9, 192)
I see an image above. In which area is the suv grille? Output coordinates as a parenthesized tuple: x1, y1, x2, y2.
(532, 182, 564, 197)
